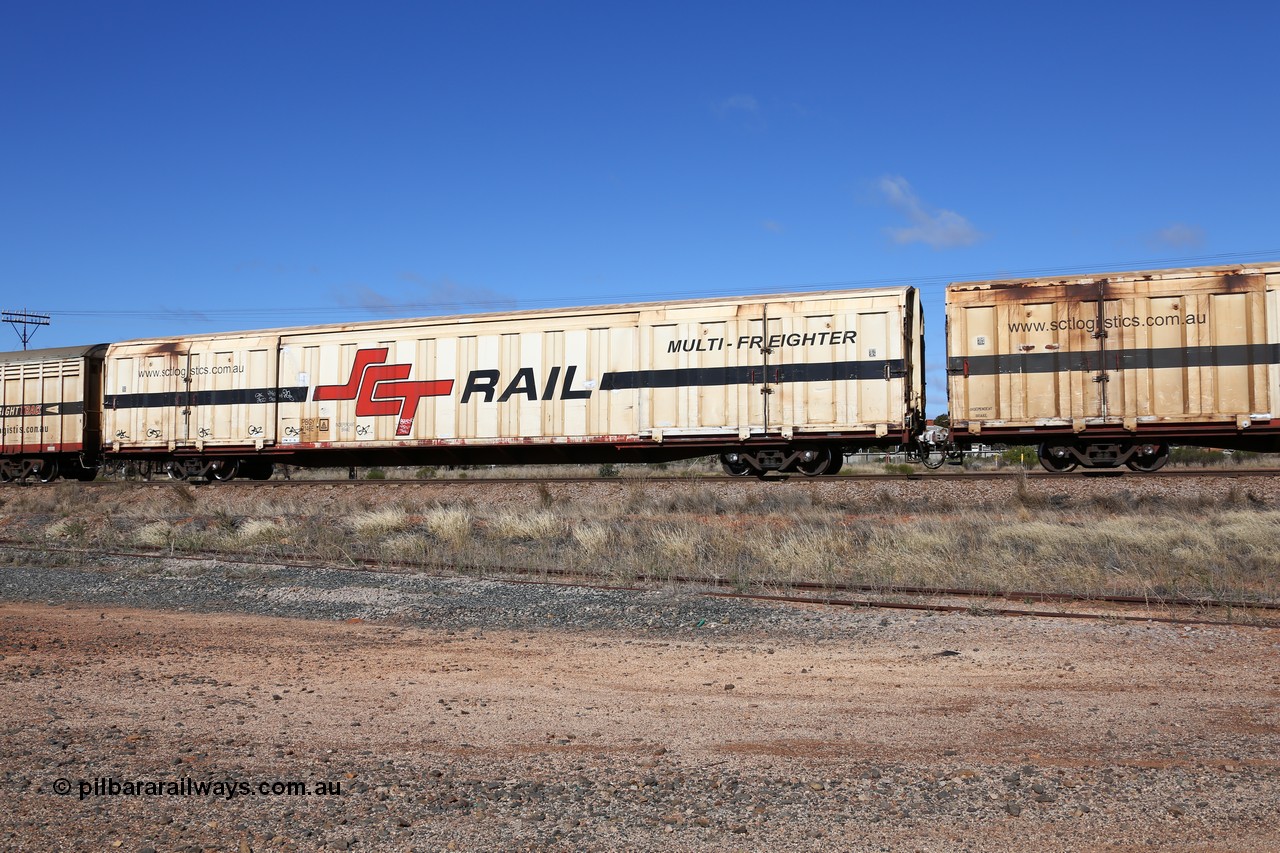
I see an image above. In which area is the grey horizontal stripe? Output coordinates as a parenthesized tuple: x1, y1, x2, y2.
(1, 401, 85, 417)
(599, 359, 907, 391)
(105, 387, 309, 410)
(947, 344, 1280, 377)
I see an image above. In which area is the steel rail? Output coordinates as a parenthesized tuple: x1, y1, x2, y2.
(11, 466, 1280, 487)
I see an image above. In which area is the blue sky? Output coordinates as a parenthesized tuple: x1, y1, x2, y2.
(4, 2, 1278, 414)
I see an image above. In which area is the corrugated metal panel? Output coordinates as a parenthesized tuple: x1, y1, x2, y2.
(104, 337, 281, 451)
(0, 344, 108, 363)
(0, 347, 103, 454)
(102, 288, 922, 453)
(281, 290, 917, 448)
(946, 264, 1279, 436)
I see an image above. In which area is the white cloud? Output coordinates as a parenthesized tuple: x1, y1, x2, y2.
(352, 285, 395, 313)
(398, 273, 516, 311)
(712, 94, 759, 117)
(335, 275, 516, 316)
(1150, 223, 1206, 249)
(877, 175, 984, 249)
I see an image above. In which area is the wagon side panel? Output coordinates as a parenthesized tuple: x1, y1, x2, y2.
(1, 349, 94, 457)
(106, 336, 281, 454)
(948, 265, 1280, 444)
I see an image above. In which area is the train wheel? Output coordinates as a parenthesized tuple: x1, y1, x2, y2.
(920, 448, 947, 470)
(1125, 443, 1170, 473)
(794, 446, 836, 477)
(1037, 444, 1078, 474)
(165, 462, 189, 481)
(0, 463, 13, 483)
(206, 460, 240, 482)
(35, 459, 60, 483)
(720, 452, 753, 477)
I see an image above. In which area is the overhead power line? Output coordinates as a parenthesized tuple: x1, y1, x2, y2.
(3, 310, 50, 350)
(21, 248, 1280, 323)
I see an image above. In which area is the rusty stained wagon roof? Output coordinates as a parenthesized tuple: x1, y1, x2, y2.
(947, 262, 1280, 297)
(102, 286, 918, 345)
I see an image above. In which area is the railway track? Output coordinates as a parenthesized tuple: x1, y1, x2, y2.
(2, 540, 1275, 629)
(8, 466, 1280, 488)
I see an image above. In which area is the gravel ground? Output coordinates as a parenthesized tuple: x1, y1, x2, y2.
(1, 559, 1278, 852)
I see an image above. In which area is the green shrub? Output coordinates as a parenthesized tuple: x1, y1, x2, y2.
(1170, 447, 1234, 467)
(1000, 446, 1036, 467)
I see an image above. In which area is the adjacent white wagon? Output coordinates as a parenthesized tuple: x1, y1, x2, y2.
(946, 263, 1280, 471)
(0, 344, 106, 482)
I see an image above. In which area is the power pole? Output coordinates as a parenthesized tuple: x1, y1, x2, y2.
(2, 310, 50, 350)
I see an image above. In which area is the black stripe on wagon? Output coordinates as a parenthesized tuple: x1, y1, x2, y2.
(104, 386, 310, 410)
(0, 401, 84, 417)
(599, 359, 907, 391)
(947, 343, 1280, 378)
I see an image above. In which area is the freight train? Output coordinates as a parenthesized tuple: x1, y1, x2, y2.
(3, 262, 1278, 482)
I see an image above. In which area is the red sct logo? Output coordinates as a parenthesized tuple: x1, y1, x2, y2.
(313, 348, 453, 436)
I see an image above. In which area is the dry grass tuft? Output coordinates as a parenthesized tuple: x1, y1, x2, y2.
(653, 525, 700, 563)
(350, 507, 410, 536)
(570, 522, 611, 556)
(748, 527, 847, 582)
(423, 506, 472, 547)
(169, 483, 198, 510)
(134, 521, 174, 548)
(237, 518, 288, 544)
(44, 517, 87, 540)
(487, 511, 561, 541)
(382, 533, 430, 562)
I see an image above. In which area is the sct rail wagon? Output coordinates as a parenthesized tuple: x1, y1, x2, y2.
(946, 263, 1280, 472)
(2, 261, 1278, 482)
(1, 287, 926, 481)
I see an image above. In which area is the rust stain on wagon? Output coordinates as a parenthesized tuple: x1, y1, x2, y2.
(139, 342, 187, 356)
(1221, 273, 1263, 293)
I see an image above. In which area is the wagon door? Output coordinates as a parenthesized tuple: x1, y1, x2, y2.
(733, 303, 775, 436)
(106, 347, 188, 448)
(178, 352, 199, 444)
(750, 303, 847, 435)
(738, 302, 860, 437)
(1079, 280, 1112, 420)
(188, 341, 281, 450)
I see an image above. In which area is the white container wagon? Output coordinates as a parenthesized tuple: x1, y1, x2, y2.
(0, 344, 106, 482)
(946, 263, 1280, 471)
(102, 287, 926, 479)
